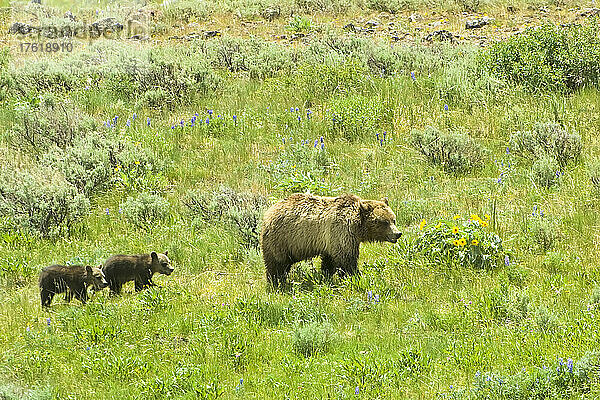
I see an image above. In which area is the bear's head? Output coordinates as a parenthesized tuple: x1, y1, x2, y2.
(360, 197, 402, 243)
(85, 265, 109, 291)
(151, 251, 174, 275)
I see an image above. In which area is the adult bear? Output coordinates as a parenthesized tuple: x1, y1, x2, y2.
(261, 193, 401, 287)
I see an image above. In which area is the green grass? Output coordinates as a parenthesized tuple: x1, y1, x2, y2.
(2, 2, 600, 399)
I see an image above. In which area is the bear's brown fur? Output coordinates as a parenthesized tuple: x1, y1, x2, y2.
(260, 193, 401, 286)
(102, 251, 173, 295)
(39, 264, 108, 307)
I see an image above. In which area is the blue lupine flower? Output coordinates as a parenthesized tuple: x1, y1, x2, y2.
(206, 118, 209, 124)
(314, 139, 319, 148)
(298, 115, 301, 122)
(180, 120, 185, 126)
(132, 113, 136, 121)
(26, 326, 30, 332)
(126, 120, 130, 127)
(380, 139, 384, 146)
(282, 138, 286, 144)
(444, 104, 449, 111)
(374, 294, 380, 302)
(105, 208, 110, 215)
(171, 126, 175, 129)
(497, 177, 502, 183)
(295, 107, 299, 112)
(321, 142, 324, 150)
(505, 255, 510, 267)
(233, 115, 237, 122)
(540, 210, 544, 217)
(367, 290, 372, 301)
(46, 318, 51, 326)
(383, 131, 386, 140)
(146, 117, 151, 126)
(320, 136, 324, 143)
(355, 386, 359, 394)
(410, 71, 416, 81)
(376, 132, 380, 140)
(567, 358, 573, 373)
(208, 109, 213, 115)
(506, 147, 510, 154)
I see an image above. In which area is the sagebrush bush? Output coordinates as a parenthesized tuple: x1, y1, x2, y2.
(480, 21, 600, 91)
(292, 321, 335, 356)
(414, 214, 504, 270)
(531, 156, 560, 189)
(183, 186, 268, 248)
(0, 168, 89, 237)
(9, 95, 97, 157)
(411, 126, 485, 174)
(120, 193, 169, 230)
(41, 133, 115, 196)
(526, 210, 559, 251)
(487, 282, 530, 323)
(509, 122, 581, 168)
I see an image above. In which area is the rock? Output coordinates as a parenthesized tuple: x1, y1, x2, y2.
(579, 8, 600, 17)
(8, 22, 32, 34)
(364, 19, 379, 28)
(129, 34, 149, 40)
(262, 7, 280, 21)
(64, 11, 77, 21)
(423, 30, 456, 43)
(343, 22, 358, 32)
(465, 16, 494, 29)
(90, 17, 124, 34)
(408, 13, 423, 23)
(31, 0, 41, 3)
(203, 30, 220, 38)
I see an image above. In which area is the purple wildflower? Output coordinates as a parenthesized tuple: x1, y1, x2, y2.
(410, 71, 416, 81)
(444, 104, 449, 111)
(504, 255, 510, 267)
(355, 386, 359, 395)
(146, 117, 151, 126)
(46, 318, 51, 326)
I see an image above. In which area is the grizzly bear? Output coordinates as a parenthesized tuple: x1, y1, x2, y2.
(39, 264, 108, 307)
(260, 193, 402, 287)
(102, 251, 173, 295)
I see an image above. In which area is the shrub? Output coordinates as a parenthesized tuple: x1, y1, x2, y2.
(487, 282, 530, 323)
(590, 285, 600, 306)
(9, 95, 97, 157)
(0, 168, 90, 237)
(183, 186, 268, 249)
(531, 156, 561, 189)
(292, 321, 335, 356)
(411, 126, 485, 174)
(414, 214, 504, 270)
(41, 133, 115, 196)
(285, 15, 313, 33)
(534, 304, 559, 333)
(509, 122, 582, 168)
(526, 210, 559, 251)
(479, 21, 600, 91)
(120, 193, 169, 230)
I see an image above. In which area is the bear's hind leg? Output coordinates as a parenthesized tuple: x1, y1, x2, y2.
(321, 254, 336, 278)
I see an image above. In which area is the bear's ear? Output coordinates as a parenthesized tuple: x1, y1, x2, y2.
(86, 265, 93, 276)
(359, 200, 371, 216)
(164, 251, 168, 256)
(151, 251, 158, 262)
(381, 197, 389, 205)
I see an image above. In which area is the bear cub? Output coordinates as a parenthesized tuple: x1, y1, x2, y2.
(261, 193, 401, 287)
(39, 264, 108, 307)
(102, 251, 173, 295)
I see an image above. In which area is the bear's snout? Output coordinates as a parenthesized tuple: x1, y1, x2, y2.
(388, 225, 402, 243)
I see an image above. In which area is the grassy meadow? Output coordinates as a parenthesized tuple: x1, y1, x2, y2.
(1, 0, 600, 398)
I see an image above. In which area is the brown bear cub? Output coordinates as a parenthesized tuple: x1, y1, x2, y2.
(102, 251, 173, 295)
(39, 265, 108, 307)
(261, 193, 402, 287)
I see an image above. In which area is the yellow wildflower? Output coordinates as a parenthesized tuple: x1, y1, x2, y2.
(135, 160, 140, 165)
(453, 215, 461, 220)
(484, 214, 491, 220)
(458, 238, 467, 246)
(481, 221, 489, 227)
(435, 222, 442, 229)
(419, 219, 427, 230)
(471, 214, 481, 222)
(451, 226, 459, 234)
(453, 240, 459, 246)
(472, 239, 479, 246)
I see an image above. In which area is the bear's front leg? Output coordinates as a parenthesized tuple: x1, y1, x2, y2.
(330, 246, 360, 278)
